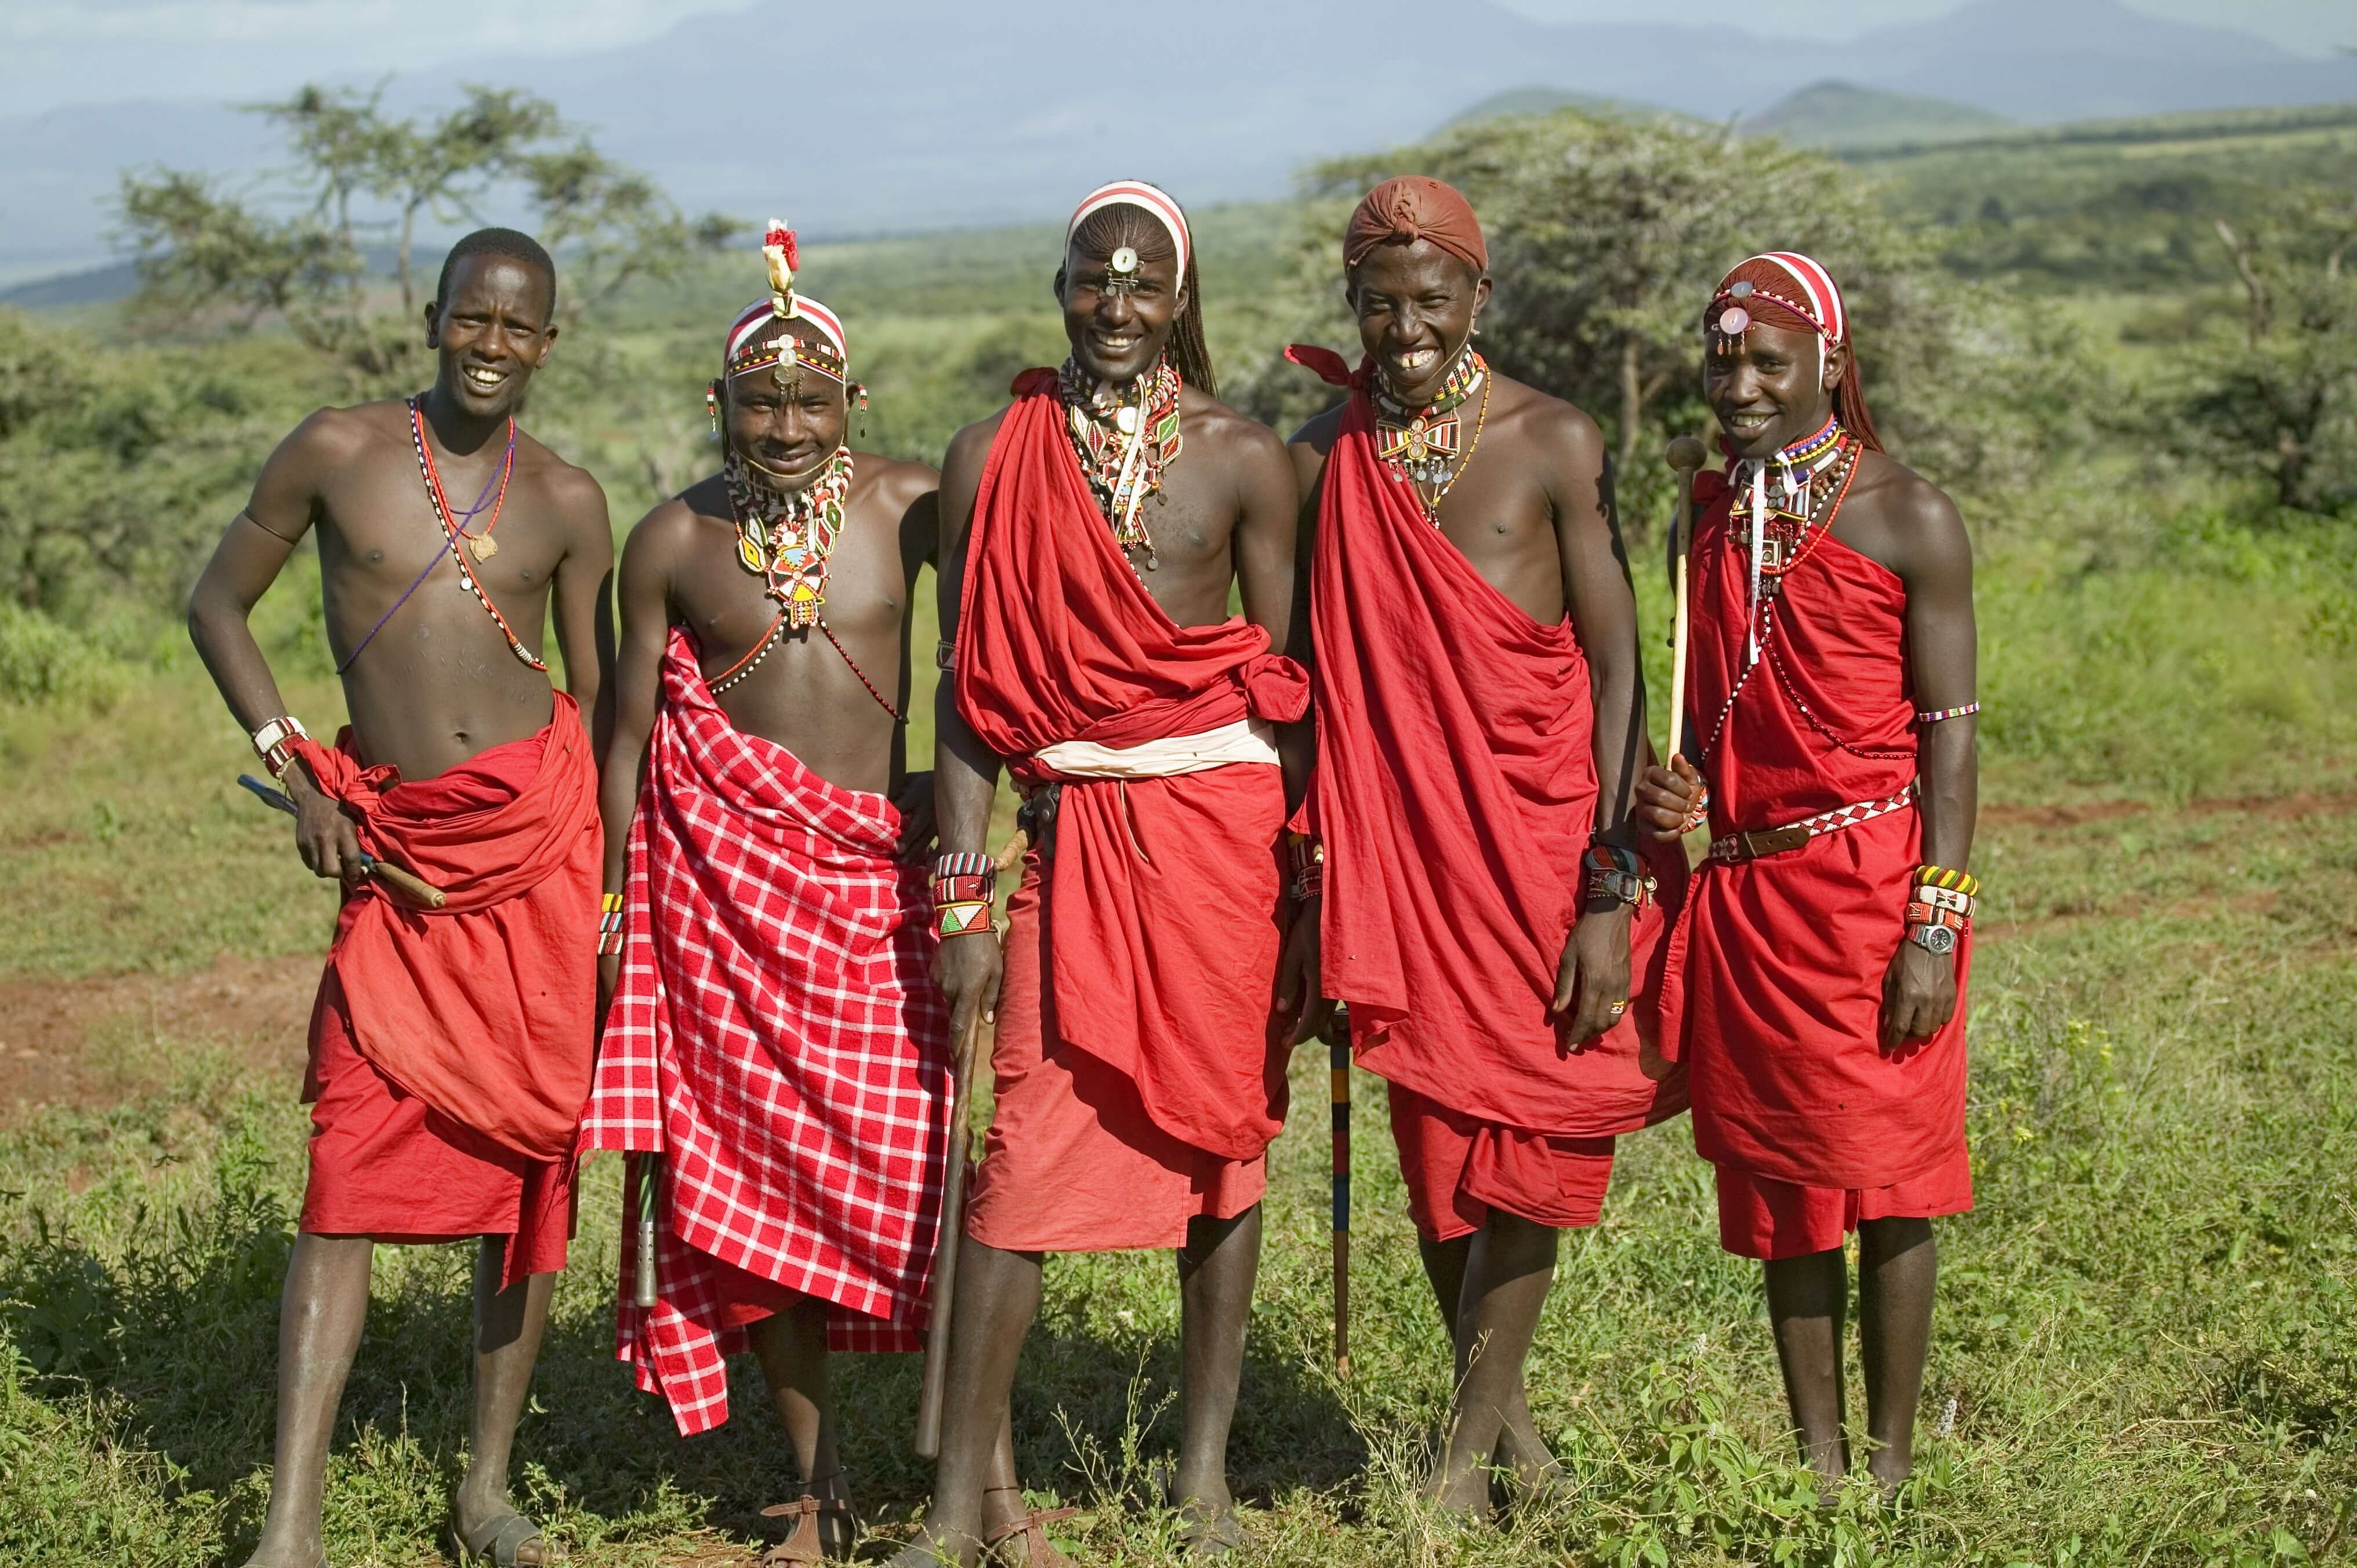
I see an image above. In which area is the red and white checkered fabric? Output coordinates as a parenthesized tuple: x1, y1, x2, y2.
(581, 630, 951, 1435)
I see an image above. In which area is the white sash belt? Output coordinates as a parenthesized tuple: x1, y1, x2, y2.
(1031, 718, 1280, 780)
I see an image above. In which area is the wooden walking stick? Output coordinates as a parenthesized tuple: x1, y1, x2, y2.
(1664, 437, 1710, 764)
(916, 1003, 988, 1460)
(633, 1153, 660, 1309)
(1326, 1005, 1352, 1376)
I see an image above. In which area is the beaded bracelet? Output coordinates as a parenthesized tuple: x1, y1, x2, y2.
(1678, 783, 1710, 836)
(597, 892, 625, 957)
(1286, 833, 1325, 902)
(1915, 863, 1980, 899)
(1583, 843, 1656, 910)
(1903, 900, 1970, 932)
(251, 716, 310, 781)
(932, 851, 998, 938)
(1915, 702, 1981, 725)
(934, 639, 958, 672)
(1914, 883, 1975, 917)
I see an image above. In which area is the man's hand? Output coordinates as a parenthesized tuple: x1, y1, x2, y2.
(1551, 903, 1634, 1046)
(1881, 939, 1959, 1049)
(894, 771, 939, 864)
(1275, 896, 1332, 1046)
(281, 767, 365, 884)
(1634, 754, 1706, 841)
(935, 925, 1005, 1039)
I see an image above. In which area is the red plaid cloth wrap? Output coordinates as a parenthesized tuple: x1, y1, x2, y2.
(581, 629, 952, 1435)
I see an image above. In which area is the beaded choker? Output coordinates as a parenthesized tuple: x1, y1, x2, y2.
(1728, 416, 1858, 660)
(1372, 346, 1489, 520)
(1060, 355, 1183, 569)
(726, 448, 852, 631)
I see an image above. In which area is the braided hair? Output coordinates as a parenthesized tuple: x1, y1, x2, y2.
(1065, 202, 1215, 397)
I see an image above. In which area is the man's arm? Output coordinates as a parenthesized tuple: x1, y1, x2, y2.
(185, 409, 366, 882)
(1885, 482, 1978, 1046)
(1548, 405, 1644, 1040)
(932, 420, 1007, 1033)
(596, 506, 683, 1006)
(547, 466, 617, 741)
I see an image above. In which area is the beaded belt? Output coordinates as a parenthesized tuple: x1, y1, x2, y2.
(1707, 782, 1917, 864)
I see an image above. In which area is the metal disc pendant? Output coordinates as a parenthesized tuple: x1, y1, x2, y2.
(1116, 406, 1140, 435)
(469, 533, 499, 562)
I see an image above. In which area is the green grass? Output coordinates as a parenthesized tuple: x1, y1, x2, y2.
(4, 485, 2356, 1563)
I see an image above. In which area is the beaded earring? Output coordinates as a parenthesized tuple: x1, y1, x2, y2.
(706, 380, 722, 440)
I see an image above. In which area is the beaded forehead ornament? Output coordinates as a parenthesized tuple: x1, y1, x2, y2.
(1066, 179, 1190, 287)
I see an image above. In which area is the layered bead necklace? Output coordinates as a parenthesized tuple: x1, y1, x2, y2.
(726, 447, 852, 631)
(405, 395, 543, 671)
(1061, 355, 1183, 570)
(1372, 345, 1489, 522)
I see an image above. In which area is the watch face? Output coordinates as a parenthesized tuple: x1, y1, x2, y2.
(1912, 924, 1957, 955)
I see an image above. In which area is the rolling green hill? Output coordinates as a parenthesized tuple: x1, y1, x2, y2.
(1742, 80, 2014, 151)
(1440, 85, 1695, 132)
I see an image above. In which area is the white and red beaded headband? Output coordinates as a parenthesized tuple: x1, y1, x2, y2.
(1713, 251, 1848, 347)
(1065, 179, 1191, 280)
(724, 295, 849, 382)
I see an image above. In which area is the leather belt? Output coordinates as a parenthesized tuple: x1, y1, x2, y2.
(1708, 783, 1917, 864)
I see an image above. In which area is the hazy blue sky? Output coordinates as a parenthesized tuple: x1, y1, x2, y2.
(3, 0, 2346, 118)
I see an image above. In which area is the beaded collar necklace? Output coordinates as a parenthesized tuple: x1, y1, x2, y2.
(1060, 354, 1183, 570)
(1728, 416, 1856, 659)
(1372, 345, 1489, 521)
(725, 448, 853, 631)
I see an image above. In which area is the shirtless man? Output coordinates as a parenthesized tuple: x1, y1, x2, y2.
(186, 227, 612, 1568)
(896, 180, 1309, 1566)
(1285, 177, 1682, 1519)
(580, 228, 949, 1562)
(1636, 252, 1978, 1494)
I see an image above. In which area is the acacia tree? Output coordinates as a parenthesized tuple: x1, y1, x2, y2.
(2192, 195, 2357, 513)
(117, 83, 730, 393)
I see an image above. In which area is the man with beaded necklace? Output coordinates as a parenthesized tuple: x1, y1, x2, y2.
(185, 227, 612, 1568)
(580, 224, 951, 1563)
(1285, 177, 1684, 1522)
(896, 179, 1310, 1566)
(1636, 252, 1979, 1497)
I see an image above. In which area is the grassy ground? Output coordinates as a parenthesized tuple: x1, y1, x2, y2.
(5, 485, 2356, 1565)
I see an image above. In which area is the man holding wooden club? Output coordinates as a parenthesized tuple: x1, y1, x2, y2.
(1285, 177, 1686, 1521)
(578, 226, 952, 1563)
(184, 227, 611, 1568)
(1638, 252, 1978, 1497)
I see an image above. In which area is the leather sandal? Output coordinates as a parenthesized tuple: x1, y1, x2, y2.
(981, 1489, 1078, 1568)
(760, 1494, 855, 1566)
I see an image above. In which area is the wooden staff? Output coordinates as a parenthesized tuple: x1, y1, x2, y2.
(916, 1004, 988, 1460)
(633, 1153, 660, 1309)
(237, 773, 447, 908)
(1663, 437, 1709, 765)
(1328, 1007, 1353, 1376)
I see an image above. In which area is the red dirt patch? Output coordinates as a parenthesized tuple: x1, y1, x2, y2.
(1982, 793, 2357, 830)
(0, 952, 320, 1122)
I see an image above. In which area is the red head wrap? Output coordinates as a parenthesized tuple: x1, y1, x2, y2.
(1706, 251, 1881, 453)
(1344, 176, 1488, 274)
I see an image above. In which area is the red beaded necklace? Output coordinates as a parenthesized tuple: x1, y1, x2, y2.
(407, 397, 542, 671)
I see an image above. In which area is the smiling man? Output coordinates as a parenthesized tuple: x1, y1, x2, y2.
(185, 227, 612, 1568)
(579, 227, 949, 1562)
(1636, 252, 1978, 1496)
(1285, 177, 1685, 1520)
(894, 179, 1308, 1567)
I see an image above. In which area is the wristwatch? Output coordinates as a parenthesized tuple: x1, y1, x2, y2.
(1906, 922, 1959, 956)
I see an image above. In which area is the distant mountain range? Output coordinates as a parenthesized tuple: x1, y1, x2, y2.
(1, 0, 2351, 286)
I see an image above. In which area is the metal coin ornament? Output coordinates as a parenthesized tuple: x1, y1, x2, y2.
(469, 533, 499, 562)
(770, 333, 801, 392)
(1116, 406, 1140, 435)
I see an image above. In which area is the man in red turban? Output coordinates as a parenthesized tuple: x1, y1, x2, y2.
(1286, 175, 1685, 1520)
(1637, 252, 1979, 1495)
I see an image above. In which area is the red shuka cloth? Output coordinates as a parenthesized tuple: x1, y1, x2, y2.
(953, 369, 1309, 1166)
(1303, 376, 1688, 1155)
(581, 633, 952, 1435)
(1655, 477, 1972, 1195)
(289, 697, 601, 1287)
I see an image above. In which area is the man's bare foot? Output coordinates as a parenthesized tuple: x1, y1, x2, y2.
(883, 1518, 984, 1568)
(234, 1541, 325, 1568)
(1418, 1456, 1495, 1526)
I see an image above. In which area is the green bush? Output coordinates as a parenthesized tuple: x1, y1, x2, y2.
(0, 604, 132, 710)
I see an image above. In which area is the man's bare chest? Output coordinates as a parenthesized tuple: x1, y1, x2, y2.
(321, 447, 569, 597)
